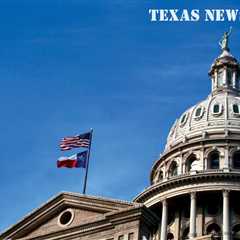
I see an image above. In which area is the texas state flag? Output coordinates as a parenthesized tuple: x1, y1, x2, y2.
(57, 151, 88, 168)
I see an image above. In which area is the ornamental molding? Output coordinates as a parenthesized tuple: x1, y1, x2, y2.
(136, 172, 240, 205)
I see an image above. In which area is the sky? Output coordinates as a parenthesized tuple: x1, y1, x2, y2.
(1, 0, 240, 233)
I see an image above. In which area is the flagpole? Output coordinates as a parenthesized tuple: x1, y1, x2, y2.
(83, 128, 93, 194)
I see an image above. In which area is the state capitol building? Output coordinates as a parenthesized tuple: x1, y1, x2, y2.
(1, 33, 240, 240)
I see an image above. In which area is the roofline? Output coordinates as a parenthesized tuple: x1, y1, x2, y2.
(0, 191, 136, 238)
(9, 205, 159, 240)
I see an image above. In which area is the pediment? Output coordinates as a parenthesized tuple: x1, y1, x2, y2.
(20, 207, 103, 239)
(1, 192, 134, 239)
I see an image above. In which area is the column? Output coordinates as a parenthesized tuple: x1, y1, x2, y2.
(233, 71, 236, 89)
(163, 164, 166, 179)
(211, 77, 214, 91)
(160, 199, 168, 240)
(214, 70, 218, 88)
(189, 192, 197, 239)
(200, 147, 204, 171)
(223, 190, 230, 240)
(204, 157, 208, 170)
(223, 146, 229, 171)
(179, 154, 183, 175)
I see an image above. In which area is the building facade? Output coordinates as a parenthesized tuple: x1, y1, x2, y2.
(1, 36, 240, 240)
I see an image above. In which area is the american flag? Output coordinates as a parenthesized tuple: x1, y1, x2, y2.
(60, 132, 91, 151)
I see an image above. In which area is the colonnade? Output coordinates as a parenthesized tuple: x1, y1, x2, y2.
(160, 191, 230, 240)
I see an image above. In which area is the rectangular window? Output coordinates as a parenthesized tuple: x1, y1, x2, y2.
(118, 235, 124, 240)
(213, 104, 220, 114)
(233, 104, 239, 114)
(227, 69, 233, 86)
(128, 233, 134, 240)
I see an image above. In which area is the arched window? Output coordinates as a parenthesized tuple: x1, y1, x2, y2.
(169, 161, 178, 177)
(206, 223, 221, 238)
(186, 154, 197, 173)
(182, 227, 189, 240)
(233, 151, 240, 169)
(208, 151, 220, 169)
(233, 224, 240, 240)
(180, 113, 188, 127)
(194, 106, 204, 120)
(158, 171, 163, 181)
(196, 107, 202, 117)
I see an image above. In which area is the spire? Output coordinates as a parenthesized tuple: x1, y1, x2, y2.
(209, 28, 240, 95)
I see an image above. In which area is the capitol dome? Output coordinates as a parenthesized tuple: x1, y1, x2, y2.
(134, 31, 240, 240)
(166, 49, 240, 152)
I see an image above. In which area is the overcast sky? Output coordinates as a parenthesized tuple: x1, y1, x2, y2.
(1, 0, 240, 233)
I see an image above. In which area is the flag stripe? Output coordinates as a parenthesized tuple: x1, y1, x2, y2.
(60, 142, 89, 147)
(57, 160, 79, 168)
(60, 141, 90, 145)
(59, 132, 91, 151)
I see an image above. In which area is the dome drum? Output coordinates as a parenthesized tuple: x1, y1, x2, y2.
(151, 140, 240, 185)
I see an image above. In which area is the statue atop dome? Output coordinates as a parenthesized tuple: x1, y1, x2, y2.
(219, 27, 232, 51)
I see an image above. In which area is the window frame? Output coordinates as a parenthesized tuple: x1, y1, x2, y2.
(58, 209, 75, 227)
(212, 103, 223, 116)
(179, 112, 188, 127)
(233, 103, 240, 117)
(168, 161, 178, 177)
(207, 151, 220, 170)
(194, 106, 204, 120)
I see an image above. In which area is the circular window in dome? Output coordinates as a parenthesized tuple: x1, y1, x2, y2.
(194, 106, 204, 120)
(212, 103, 223, 116)
(180, 112, 188, 127)
(58, 209, 74, 227)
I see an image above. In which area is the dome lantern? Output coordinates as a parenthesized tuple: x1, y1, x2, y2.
(209, 28, 240, 95)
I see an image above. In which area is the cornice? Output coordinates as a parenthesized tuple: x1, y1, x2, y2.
(134, 171, 240, 204)
(11, 205, 158, 240)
